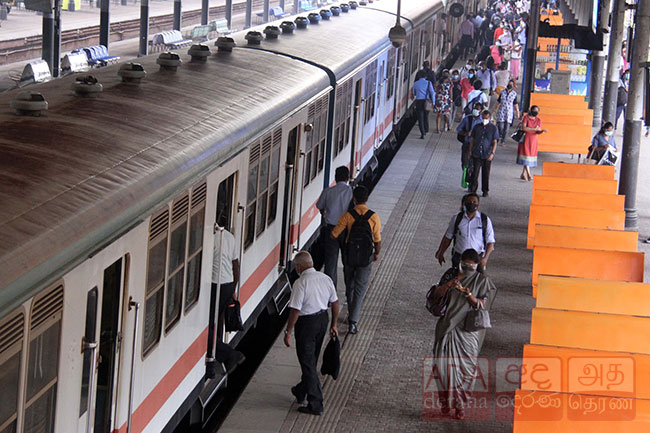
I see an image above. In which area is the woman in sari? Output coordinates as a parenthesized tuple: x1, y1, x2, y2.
(430, 249, 496, 419)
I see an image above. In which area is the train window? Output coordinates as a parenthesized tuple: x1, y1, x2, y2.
(185, 183, 206, 312)
(144, 209, 169, 355)
(411, 31, 420, 75)
(364, 60, 378, 125)
(166, 195, 189, 331)
(304, 95, 328, 185)
(386, 48, 396, 101)
(267, 128, 282, 225)
(0, 312, 23, 433)
(402, 37, 410, 83)
(256, 135, 271, 236)
(79, 288, 98, 417)
(24, 284, 63, 433)
(245, 153, 259, 249)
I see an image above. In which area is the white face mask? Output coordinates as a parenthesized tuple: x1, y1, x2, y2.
(605, 130, 614, 136)
(482, 118, 490, 125)
(472, 109, 480, 117)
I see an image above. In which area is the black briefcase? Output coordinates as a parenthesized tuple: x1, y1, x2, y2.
(224, 299, 244, 332)
(320, 336, 341, 380)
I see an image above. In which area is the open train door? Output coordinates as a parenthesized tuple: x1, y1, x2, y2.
(279, 124, 304, 273)
(350, 79, 364, 179)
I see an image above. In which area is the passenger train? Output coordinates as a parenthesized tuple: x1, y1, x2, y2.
(0, 1, 468, 432)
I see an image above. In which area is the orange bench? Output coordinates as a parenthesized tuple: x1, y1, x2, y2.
(537, 124, 593, 155)
(532, 190, 624, 211)
(527, 205, 625, 248)
(533, 225, 637, 252)
(532, 176, 618, 194)
(531, 93, 588, 109)
(532, 106, 592, 123)
(522, 344, 650, 399)
(532, 247, 644, 295)
(513, 390, 650, 432)
(536, 276, 649, 316)
(530, 308, 650, 354)
(540, 112, 591, 126)
(542, 162, 615, 180)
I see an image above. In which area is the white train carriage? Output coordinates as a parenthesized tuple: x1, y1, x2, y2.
(0, 1, 466, 432)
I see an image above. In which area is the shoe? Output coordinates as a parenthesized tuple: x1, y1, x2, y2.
(455, 408, 465, 420)
(420, 135, 425, 139)
(348, 322, 358, 334)
(291, 386, 306, 404)
(225, 350, 246, 374)
(298, 406, 323, 416)
(520, 174, 527, 180)
(482, 192, 489, 197)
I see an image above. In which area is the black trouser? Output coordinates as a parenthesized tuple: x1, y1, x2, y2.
(321, 224, 343, 288)
(415, 99, 429, 137)
(461, 141, 471, 170)
(470, 157, 492, 194)
(460, 34, 473, 57)
(294, 310, 329, 411)
(212, 282, 236, 361)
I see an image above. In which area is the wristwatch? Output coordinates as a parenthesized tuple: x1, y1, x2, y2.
(284, 329, 291, 336)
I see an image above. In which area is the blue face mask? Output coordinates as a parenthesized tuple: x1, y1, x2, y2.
(468, 73, 474, 78)
(605, 130, 614, 137)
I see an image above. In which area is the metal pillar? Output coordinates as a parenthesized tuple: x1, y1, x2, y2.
(264, 0, 270, 22)
(139, 0, 149, 57)
(294, 0, 299, 14)
(603, 0, 627, 124)
(618, 0, 650, 230)
(522, 0, 540, 111)
(42, 11, 54, 74)
(280, 0, 285, 11)
(53, 1, 61, 77)
(201, 0, 208, 25)
(174, 0, 182, 30)
(588, 0, 611, 127)
(100, 0, 110, 48)
(245, 0, 252, 29)
(226, 0, 232, 28)
(555, 37, 560, 70)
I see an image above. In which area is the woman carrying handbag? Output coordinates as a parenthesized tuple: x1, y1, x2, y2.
(516, 105, 547, 181)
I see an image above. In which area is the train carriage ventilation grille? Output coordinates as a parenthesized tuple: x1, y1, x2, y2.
(273, 127, 282, 146)
(262, 133, 272, 156)
(31, 285, 63, 331)
(191, 182, 207, 209)
(0, 313, 24, 354)
(308, 102, 316, 119)
(250, 141, 261, 164)
(150, 209, 170, 241)
(172, 194, 190, 224)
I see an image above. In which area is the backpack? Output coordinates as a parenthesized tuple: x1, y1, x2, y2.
(617, 86, 628, 106)
(464, 94, 483, 116)
(452, 211, 489, 250)
(345, 209, 375, 267)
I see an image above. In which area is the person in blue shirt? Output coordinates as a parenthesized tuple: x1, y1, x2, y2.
(412, 70, 436, 139)
(469, 110, 499, 196)
(588, 122, 617, 163)
(456, 102, 484, 171)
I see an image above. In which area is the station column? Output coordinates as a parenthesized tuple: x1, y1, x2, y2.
(174, 0, 182, 30)
(522, 0, 540, 111)
(201, 0, 208, 25)
(226, 0, 233, 29)
(139, 0, 149, 56)
(588, 0, 611, 127)
(602, 0, 627, 124)
(619, 0, 650, 230)
(245, 0, 252, 29)
(100, 0, 110, 49)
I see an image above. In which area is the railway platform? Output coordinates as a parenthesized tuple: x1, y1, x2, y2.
(218, 116, 650, 433)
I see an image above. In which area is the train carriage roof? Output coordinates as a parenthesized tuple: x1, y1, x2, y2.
(0, 47, 329, 316)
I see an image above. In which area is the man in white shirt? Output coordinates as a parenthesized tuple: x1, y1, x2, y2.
(284, 252, 339, 415)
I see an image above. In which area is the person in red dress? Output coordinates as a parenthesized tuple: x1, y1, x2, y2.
(516, 105, 547, 181)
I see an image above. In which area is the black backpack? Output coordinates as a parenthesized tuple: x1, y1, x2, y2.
(463, 94, 483, 116)
(345, 209, 375, 267)
(453, 211, 489, 250)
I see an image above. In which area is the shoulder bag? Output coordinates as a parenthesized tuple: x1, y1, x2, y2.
(426, 285, 449, 317)
(511, 116, 526, 143)
(224, 299, 244, 332)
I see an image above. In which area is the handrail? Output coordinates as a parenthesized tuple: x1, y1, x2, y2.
(82, 336, 98, 433)
(127, 297, 140, 433)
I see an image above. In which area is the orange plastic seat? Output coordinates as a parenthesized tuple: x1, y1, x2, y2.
(532, 176, 618, 194)
(536, 275, 649, 316)
(530, 308, 650, 354)
(533, 225, 637, 252)
(539, 112, 591, 125)
(532, 189, 624, 211)
(527, 205, 625, 248)
(522, 344, 650, 399)
(542, 162, 615, 180)
(531, 247, 643, 295)
(531, 93, 588, 109)
(537, 125, 593, 155)
(513, 390, 650, 432)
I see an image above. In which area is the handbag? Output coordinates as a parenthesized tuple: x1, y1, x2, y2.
(511, 117, 526, 143)
(426, 285, 449, 317)
(425, 100, 434, 112)
(320, 336, 341, 380)
(224, 299, 244, 332)
(464, 301, 492, 332)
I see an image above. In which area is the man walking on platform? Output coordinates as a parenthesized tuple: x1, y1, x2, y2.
(316, 166, 353, 288)
(469, 110, 499, 197)
(459, 14, 475, 58)
(332, 185, 381, 335)
(284, 252, 339, 416)
(435, 193, 496, 270)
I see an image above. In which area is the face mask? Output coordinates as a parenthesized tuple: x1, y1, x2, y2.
(464, 202, 478, 213)
(482, 118, 490, 125)
(466, 64, 472, 69)
(530, 110, 538, 117)
(453, 75, 460, 80)
(472, 109, 481, 117)
(468, 73, 474, 79)
(460, 262, 478, 276)
(605, 130, 614, 136)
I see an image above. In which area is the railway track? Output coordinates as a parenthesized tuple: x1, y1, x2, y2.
(0, 0, 270, 65)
